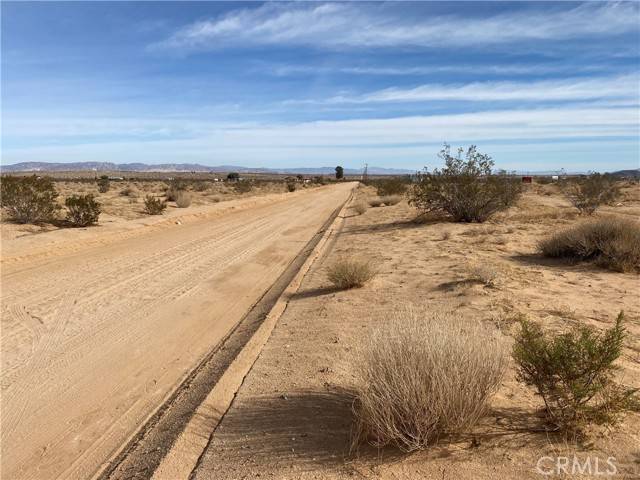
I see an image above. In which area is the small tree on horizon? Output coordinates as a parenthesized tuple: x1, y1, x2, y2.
(335, 166, 344, 180)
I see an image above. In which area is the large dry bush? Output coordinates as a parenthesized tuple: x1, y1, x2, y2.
(0, 175, 60, 224)
(352, 307, 507, 452)
(539, 216, 640, 272)
(175, 191, 192, 208)
(563, 173, 620, 215)
(513, 313, 637, 433)
(409, 145, 522, 222)
(327, 258, 375, 289)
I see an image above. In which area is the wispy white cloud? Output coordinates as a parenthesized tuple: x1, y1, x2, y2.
(156, 2, 639, 51)
(288, 74, 640, 105)
(262, 63, 615, 77)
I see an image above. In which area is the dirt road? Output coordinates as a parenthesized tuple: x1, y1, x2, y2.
(0, 183, 354, 480)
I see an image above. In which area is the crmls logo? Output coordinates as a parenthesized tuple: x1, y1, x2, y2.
(536, 456, 618, 476)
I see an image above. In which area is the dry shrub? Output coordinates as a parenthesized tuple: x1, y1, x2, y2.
(352, 306, 507, 452)
(467, 263, 499, 286)
(175, 191, 192, 208)
(353, 201, 367, 215)
(143, 195, 166, 215)
(327, 258, 375, 289)
(120, 186, 138, 198)
(0, 175, 60, 224)
(368, 197, 384, 207)
(65, 194, 101, 227)
(371, 177, 409, 196)
(539, 216, 640, 272)
(380, 195, 402, 206)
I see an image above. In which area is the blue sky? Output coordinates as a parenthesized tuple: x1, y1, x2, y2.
(2, 1, 639, 172)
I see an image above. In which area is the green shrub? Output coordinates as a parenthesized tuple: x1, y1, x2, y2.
(65, 194, 101, 227)
(143, 195, 167, 215)
(97, 175, 110, 193)
(286, 182, 296, 192)
(513, 313, 637, 433)
(327, 257, 375, 289)
(372, 177, 409, 196)
(538, 217, 640, 273)
(0, 175, 60, 224)
(563, 173, 620, 215)
(409, 144, 522, 222)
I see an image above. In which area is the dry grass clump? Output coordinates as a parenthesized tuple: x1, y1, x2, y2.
(368, 197, 384, 207)
(175, 191, 192, 208)
(380, 195, 402, 206)
(539, 216, 640, 273)
(353, 201, 367, 215)
(352, 307, 507, 452)
(467, 263, 499, 286)
(120, 186, 139, 198)
(327, 257, 376, 289)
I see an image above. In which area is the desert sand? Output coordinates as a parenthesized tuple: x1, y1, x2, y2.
(0, 182, 354, 480)
(191, 184, 640, 479)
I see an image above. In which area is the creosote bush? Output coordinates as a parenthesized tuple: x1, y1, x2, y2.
(372, 177, 409, 196)
(175, 191, 192, 208)
(97, 175, 110, 193)
(65, 194, 101, 227)
(513, 312, 637, 433)
(143, 195, 167, 215)
(327, 257, 375, 289)
(409, 144, 522, 222)
(0, 175, 60, 224)
(352, 306, 507, 452)
(563, 173, 620, 215)
(538, 216, 640, 273)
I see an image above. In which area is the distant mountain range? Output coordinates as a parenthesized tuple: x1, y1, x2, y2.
(0, 162, 414, 176)
(1, 162, 637, 177)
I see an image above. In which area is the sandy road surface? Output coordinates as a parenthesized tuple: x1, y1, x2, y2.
(0, 183, 354, 480)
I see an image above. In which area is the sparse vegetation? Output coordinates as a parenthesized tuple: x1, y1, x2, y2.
(513, 312, 637, 433)
(327, 257, 375, 289)
(165, 179, 187, 201)
(539, 216, 640, 273)
(372, 177, 409, 196)
(120, 186, 138, 197)
(368, 197, 383, 207)
(409, 144, 522, 222)
(286, 182, 296, 192)
(563, 173, 620, 215)
(233, 181, 252, 194)
(143, 195, 167, 215)
(65, 194, 101, 227)
(175, 191, 192, 208)
(97, 175, 110, 193)
(227, 172, 240, 181)
(353, 201, 367, 215)
(467, 263, 499, 286)
(352, 307, 507, 452)
(0, 175, 60, 224)
(380, 194, 402, 206)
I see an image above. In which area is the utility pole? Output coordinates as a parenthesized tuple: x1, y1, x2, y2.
(362, 163, 369, 184)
